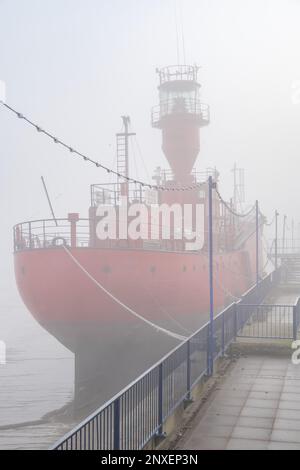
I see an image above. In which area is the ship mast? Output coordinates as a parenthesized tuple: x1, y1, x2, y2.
(232, 163, 245, 212)
(116, 116, 136, 198)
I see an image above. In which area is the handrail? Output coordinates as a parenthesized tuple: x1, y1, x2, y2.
(152, 98, 210, 126)
(269, 238, 300, 256)
(51, 268, 282, 450)
(13, 218, 91, 252)
(13, 217, 89, 229)
(90, 167, 217, 207)
(237, 298, 300, 340)
(157, 65, 199, 85)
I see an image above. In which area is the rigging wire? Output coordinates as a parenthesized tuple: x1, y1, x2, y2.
(129, 137, 139, 182)
(0, 100, 208, 192)
(62, 245, 187, 342)
(108, 119, 124, 184)
(178, 0, 186, 64)
(132, 135, 152, 183)
(262, 235, 276, 267)
(264, 213, 276, 227)
(0, 100, 263, 219)
(143, 285, 192, 335)
(211, 268, 241, 301)
(174, 0, 181, 64)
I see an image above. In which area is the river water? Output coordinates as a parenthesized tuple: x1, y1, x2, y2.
(0, 291, 75, 449)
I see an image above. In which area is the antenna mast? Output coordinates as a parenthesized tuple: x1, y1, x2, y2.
(232, 163, 245, 212)
(116, 116, 136, 197)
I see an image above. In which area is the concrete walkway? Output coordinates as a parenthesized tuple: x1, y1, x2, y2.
(178, 355, 300, 450)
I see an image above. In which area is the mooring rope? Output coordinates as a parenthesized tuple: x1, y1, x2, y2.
(62, 245, 187, 342)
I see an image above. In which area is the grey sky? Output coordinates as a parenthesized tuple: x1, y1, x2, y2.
(1, 0, 300, 298)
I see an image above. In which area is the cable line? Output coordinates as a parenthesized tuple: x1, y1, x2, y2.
(0, 100, 266, 222)
(215, 187, 256, 218)
(0, 100, 210, 192)
(63, 245, 187, 342)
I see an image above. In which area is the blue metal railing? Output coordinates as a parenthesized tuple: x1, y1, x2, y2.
(236, 303, 300, 340)
(295, 299, 300, 338)
(51, 269, 283, 451)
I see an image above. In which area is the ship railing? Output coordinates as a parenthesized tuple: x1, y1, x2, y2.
(236, 303, 300, 340)
(90, 182, 149, 207)
(156, 167, 218, 186)
(192, 167, 219, 183)
(13, 218, 90, 251)
(51, 268, 285, 451)
(157, 65, 199, 85)
(151, 98, 210, 127)
(13, 218, 185, 253)
(91, 168, 218, 204)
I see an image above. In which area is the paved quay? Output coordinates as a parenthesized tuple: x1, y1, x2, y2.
(177, 355, 300, 450)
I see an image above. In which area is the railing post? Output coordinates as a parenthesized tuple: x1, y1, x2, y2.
(43, 220, 46, 248)
(256, 200, 259, 286)
(29, 221, 33, 249)
(222, 311, 225, 355)
(113, 398, 120, 450)
(186, 340, 191, 400)
(13, 227, 16, 252)
(275, 210, 279, 270)
(157, 363, 163, 436)
(283, 215, 287, 256)
(208, 176, 214, 376)
(234, 302, 238, 339)
(293, 306, 297, 341)
(206, 326, 210, 375)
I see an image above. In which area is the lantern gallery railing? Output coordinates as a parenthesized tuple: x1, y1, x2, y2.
(151, 99, 210, 127)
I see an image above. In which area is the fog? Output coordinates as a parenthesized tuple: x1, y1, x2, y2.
(1, 0, 300, 300)
(1, 0, 300, 450)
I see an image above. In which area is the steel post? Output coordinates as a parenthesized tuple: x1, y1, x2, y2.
(293, 306, 297, 341)
(186, 340, 191, 401)
(113, 398, 120, 450)
(275, 210, 279, 270)
(256, 200, 259, 286)
(157, 363, 163, 436)
(208, 176, 214, 375)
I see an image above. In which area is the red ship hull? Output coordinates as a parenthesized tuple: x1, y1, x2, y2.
(14, 242, 255, 413)
(14, 246, 254, 343)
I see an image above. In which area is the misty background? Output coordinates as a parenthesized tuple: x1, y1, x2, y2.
(0, 0, 300, 384)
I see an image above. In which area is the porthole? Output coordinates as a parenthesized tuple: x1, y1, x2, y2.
(102, 265, 111, 273)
